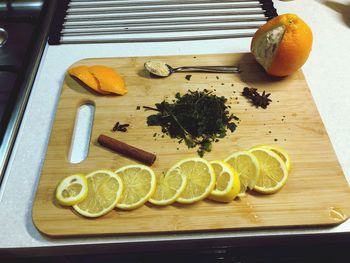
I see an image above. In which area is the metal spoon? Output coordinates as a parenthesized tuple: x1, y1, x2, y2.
(0, 28, 8, 47)
(144, 60, 240, 78)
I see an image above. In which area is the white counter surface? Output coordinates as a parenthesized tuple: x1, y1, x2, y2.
(1, 0, 350, 250)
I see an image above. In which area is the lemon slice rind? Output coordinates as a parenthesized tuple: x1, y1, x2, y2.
(56, 174, 88, 206)
(208, 160, 240, 203)
(175, 157, 216, 204)
(250, 144, 291, 172)
(224, 151, 260, 197)
(73, 170, 123, 218)
(249, 147, 288, 194)
(149, 170, 187, 206)
(115, 164, 156, 210)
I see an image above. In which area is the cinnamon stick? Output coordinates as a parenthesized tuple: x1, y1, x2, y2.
(97, 134, 156, 166)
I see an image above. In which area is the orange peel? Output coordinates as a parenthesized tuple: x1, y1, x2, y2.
(68, 65, 127, 95)
(89, 65, 127, 95)
(68, 66, 104, 94)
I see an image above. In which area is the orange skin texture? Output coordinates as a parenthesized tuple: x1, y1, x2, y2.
(68, 65, 103, 93)
(89, 65, 127, 95)
(68, 65, 127, 95)
(251, 14, 313, 77)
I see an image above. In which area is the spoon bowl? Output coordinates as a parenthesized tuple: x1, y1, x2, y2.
(144, 61, 240, 78)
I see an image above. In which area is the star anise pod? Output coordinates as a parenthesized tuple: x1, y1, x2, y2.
(242, 87, 272, 109)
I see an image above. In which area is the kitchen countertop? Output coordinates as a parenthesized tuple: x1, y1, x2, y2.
(1, 0, 350, 252)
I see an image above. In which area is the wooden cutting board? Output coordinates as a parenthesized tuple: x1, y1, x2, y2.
(32, 53, 350, 237)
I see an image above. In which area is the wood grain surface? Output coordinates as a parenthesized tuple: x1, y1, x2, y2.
(32, 53, 350, 237)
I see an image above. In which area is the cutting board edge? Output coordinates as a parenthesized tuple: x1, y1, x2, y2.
(32, 215, 349, 238)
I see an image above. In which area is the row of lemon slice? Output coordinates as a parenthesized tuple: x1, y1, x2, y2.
(55, 144, 291, 218)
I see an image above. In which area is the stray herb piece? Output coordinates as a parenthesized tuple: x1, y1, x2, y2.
(242, 87, 272, 109)
(112, 122, 130, 132)
(136, 106, 141, 110)
(185, 75, 192, 81)
(145, 89, 239, 157)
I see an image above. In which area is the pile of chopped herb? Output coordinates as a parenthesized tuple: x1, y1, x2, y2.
(144, 89, 238, 157)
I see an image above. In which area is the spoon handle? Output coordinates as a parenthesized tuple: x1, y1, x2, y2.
(174, 66, 240, 73)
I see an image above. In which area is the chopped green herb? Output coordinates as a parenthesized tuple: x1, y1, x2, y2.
(144, 89, 239, 157)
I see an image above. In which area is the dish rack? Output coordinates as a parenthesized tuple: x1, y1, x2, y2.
(49, 0, 277, 44)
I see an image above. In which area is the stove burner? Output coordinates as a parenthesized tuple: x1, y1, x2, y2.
(0, 21, 35, 70)
(0, 27, 8, 46)
(0, 19, 36, 144)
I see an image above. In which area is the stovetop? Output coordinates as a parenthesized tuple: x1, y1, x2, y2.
(0, 19, 35, 138)
(0, 0, 52, 185)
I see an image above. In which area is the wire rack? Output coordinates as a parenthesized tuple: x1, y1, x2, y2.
(49, 0, 277, 44)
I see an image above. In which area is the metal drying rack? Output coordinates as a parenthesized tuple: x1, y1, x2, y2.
(49, 0, 277, 44)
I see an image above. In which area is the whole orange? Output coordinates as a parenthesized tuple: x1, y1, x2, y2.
(251, 13, 313, 77)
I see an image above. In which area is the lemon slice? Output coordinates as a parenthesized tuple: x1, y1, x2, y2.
(115, 164, 156, 210)
(73, 170, 123, 218)
(208, 161, 240, 203)
(56, 174, 88, 206)
(149, 169, 187, 206)
(224, 151, 260, 197)
(251, 144, 291, 172)
(249, 147, 288, 194)
(174, 158, 215, 204)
